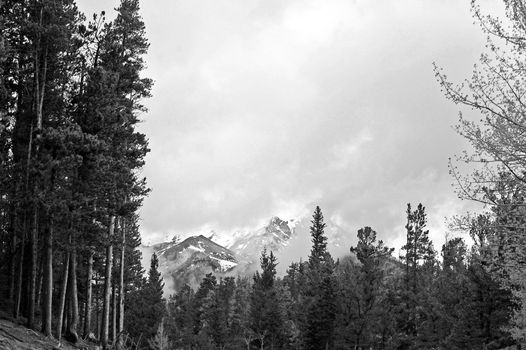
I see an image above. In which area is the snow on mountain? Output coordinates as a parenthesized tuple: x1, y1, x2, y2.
(150, 234, 238, 295)
(144, 216, 297, 295)
(143, 214, 349, 295)
(227, 216, 295, 275)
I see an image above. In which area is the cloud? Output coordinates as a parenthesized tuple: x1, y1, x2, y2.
(75, 0, 501, 256)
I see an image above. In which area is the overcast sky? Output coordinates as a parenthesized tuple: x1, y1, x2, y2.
(76, 0, 503, 252)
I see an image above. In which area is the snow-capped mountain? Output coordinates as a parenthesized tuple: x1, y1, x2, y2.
(143, 214, 351, 295)
(226, 216, 296, 274)
(208, 216, 298, 252)
(145, 216, 297, 295)
(151, 234, 238, 294)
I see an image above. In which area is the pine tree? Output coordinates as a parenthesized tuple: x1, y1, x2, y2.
(0, 0, 14, 313)
(399, 203, 436, 346)
(303, 206, 336, 350)
(250, 249, 285, 350)
(342, 226, 394, 348)
(144, 253, 166, 349)
(148, 253, 165, 298)
(124, 252, 164, 349)
(147, 320, 170, 350)
(433, 237, 471, 349)
(213, 277, 235, 348)
(283, 260, 308, 348)
(165, 284, 195, 349)
(0, 1, 153, 349)
(230, 277, 253, 350)
(309, 206, 329, 270)
(0, 0, 84, 332)
(76, 0, 151, 345)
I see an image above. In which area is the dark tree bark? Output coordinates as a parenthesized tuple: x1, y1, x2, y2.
(27, 202, 38, 329)
(117, 219, 126, 350)
(112, 282, 117, 345)
(8, 203, 18, 308)
(41, 216, 53, 336)
(57, 250, 70, 340)
(102, 215, 115, 350)
(27, 8, 47, 327)
(96, 271, 100, 340)
(13, 226, 24, 319)
(83, 250, 94, 339)
(67, 244, 79, 343)
(36, 257, 43, 310)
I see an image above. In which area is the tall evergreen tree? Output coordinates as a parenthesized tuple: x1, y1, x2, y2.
(230, 276, 253, 350)
(340, 226, 394, 349)
(398, 203, 436, 347)
(303, 206, 336, 350)
(165, 284, 195, 349)
(251, 249, 285, 350)
(0, 1, 152, 349)
(309, 206, 329, 270)
(126, 252, 165, 350)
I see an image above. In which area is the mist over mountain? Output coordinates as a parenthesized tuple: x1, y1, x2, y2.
(141, 215, 350, 295)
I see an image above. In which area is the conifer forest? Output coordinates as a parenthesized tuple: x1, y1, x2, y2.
(2, 0, 526, 350)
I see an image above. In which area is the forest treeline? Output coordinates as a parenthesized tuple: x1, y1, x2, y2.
(161, 205, 515, 350)
(0, 0, 164, 349)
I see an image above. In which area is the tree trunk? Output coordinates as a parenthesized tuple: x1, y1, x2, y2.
(80, 301, 84, 339)
(111, 283, 116, 345)
(67, 245, 79, 343)
(27, 205, 38, 329)
(57, 251, 70, 340)
(96, 271, 100, 340)
(64, 287, 69, 336)
(102, 215, 115, 350)
(117, 219, 126, 350)
(84, 250, 94, 339)
(13, 221, 25, 319)
(28, 12, 47, 326)
(9, 235, 16, 307)
(36, 256, 43, 311)
(41, 216, 53, 336)
(8, 203, 17, 308)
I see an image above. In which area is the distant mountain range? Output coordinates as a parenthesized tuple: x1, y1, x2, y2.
(141, 215, 349, 295)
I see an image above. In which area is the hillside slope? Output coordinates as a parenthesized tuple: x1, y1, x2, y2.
(0, 317, 96, 350)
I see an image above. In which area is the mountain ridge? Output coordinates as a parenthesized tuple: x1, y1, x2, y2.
(142, 214, 350, 295)
(145, 216, 297, 294)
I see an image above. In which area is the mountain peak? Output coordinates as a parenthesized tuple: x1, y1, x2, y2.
(268, 216, 287, 227)
(149, 216, 298, 294)
(151, 234, 238, 293)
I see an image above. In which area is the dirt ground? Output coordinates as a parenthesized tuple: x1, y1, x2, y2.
(0, 318, 99, 350)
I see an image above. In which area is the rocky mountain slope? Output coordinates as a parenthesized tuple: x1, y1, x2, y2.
(224, 216, 295, 274)
(145, 216, 297, 294)
(144, 215, 349, 295)
(153, 235, 238, 292)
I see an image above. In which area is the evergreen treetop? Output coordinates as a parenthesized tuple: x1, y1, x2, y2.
(148, 252, 164, 296)
(309, 205, 329, 269)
